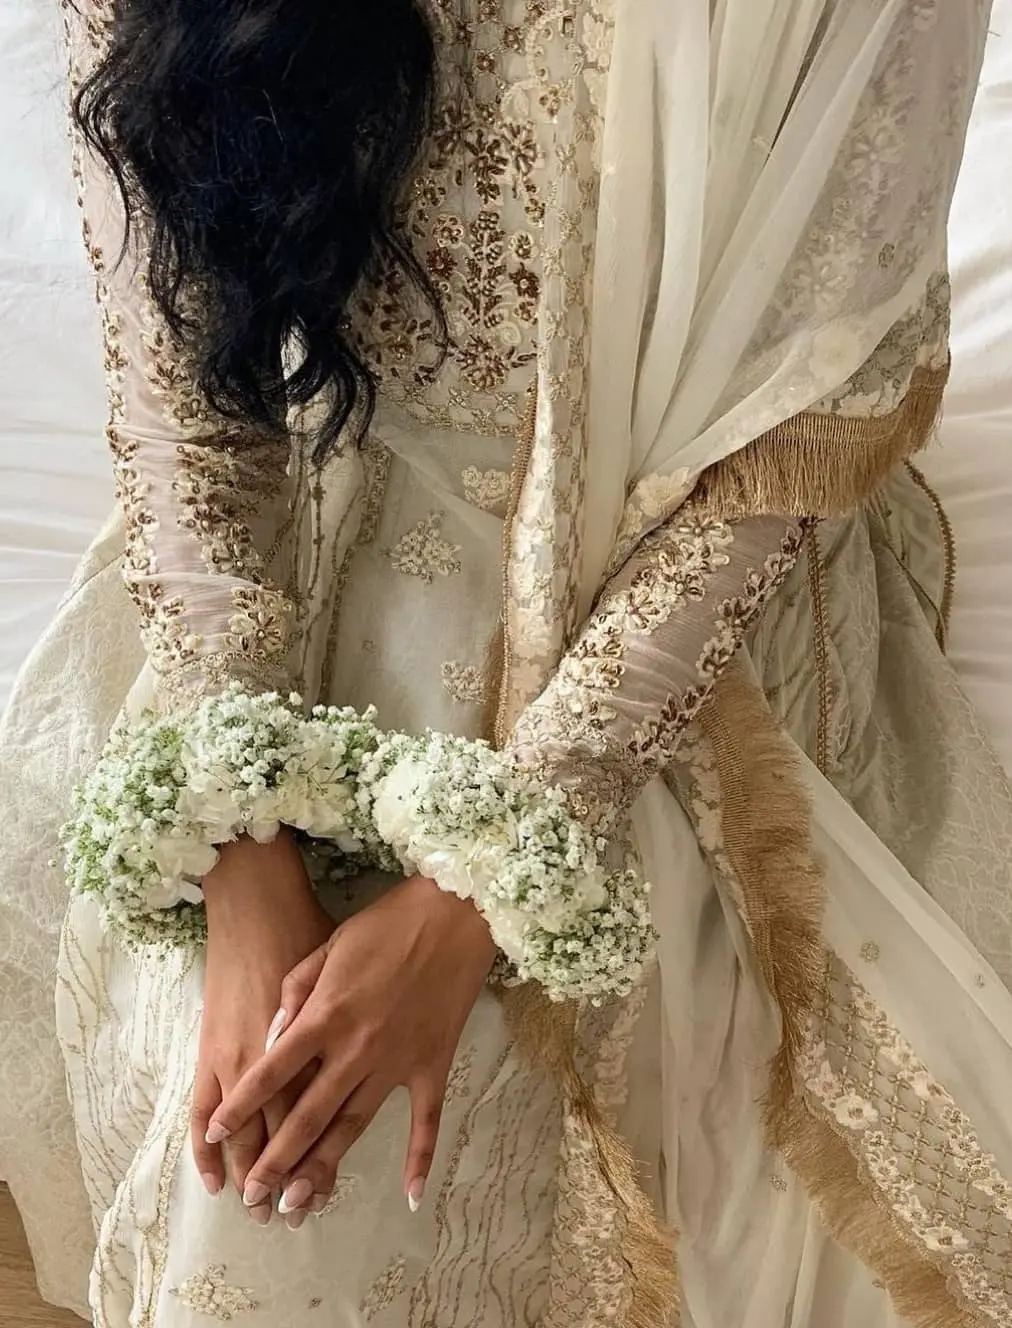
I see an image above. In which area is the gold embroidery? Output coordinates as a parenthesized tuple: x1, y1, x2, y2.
(361, 1255, 407, 1321)
(802, 962, 1012, 1320)
(461, 465, 511, 514)
(441, 662, 486, 705)
(352, 5, 547, 438)
(317, 1176, 358, 1217)
(860, 942, 881, 964)
(511, 512, 803, 832)
(387, 512, 462, 584)
(170, 1265, 259, 1321)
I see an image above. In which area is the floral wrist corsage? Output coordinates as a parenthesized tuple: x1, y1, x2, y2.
(64, 689, 656, 1000)
(359, 731, 655, 1002)
(61, 685, 390, 947)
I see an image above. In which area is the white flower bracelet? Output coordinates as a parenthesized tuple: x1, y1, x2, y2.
(63, 687, 656, 1000)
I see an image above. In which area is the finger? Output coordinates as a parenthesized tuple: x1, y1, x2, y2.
(276, 1077, 391, 1217)
(190, 1062, 225, 1197)
(242, 1063, 367, 1201)
(225, 1114, 273, 1224)
(263, 942, 331, 1055)
(208, 1026, 322, 1145)
(404, 1073, 447, 1213)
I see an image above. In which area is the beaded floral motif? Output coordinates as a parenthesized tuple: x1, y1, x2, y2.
(360, 1255, 407, 1321)
(387, 513, 462, 584)
(441, 661, 486, 704)
(461, 465, 511, 514)
(169, 1265, 259, 1321)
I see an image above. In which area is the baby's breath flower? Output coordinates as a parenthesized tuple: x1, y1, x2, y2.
(63, 687, 654, 998)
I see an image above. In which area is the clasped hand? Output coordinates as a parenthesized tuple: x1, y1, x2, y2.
(192, 832, 497, 1228)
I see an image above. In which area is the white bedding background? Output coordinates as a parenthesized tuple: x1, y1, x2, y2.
(0, 4, 1010, 755)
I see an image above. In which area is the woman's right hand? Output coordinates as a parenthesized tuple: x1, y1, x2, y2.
(190, 827, 335, 1227)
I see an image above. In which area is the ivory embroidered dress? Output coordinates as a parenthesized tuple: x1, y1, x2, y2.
(2, 3, 1012, 1327)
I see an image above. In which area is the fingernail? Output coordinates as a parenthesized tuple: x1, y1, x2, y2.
(264, 1007, 287, 1054)
(407, 1178, 425, 1213)
(205, 1121, 231, 1145)
(285, 1208, 308, 1231)
(279, 1177, 314, 1214)
(309, 1193, 328, 1214)
(243, 1179, 271, 1208)
(249, 1202, 272, 1227)
(200, 1172, 223, 1197)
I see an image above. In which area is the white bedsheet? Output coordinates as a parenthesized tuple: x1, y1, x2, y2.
(1, 3, 1011, 761)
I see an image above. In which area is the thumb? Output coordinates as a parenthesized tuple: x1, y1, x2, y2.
(264, 940, 330, 1053)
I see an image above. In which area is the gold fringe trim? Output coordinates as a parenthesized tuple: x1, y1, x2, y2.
(502, 985, 680, 1328)
(694, 363, 949, 521)
(775, 1095, 982, 1328)
(699, 667, 825, 1121)
(700, 665, 982, 1328)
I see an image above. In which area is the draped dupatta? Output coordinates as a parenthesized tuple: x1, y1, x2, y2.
(490, 5, 994, 1325)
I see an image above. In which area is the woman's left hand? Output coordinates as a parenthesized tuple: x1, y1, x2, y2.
(208, 874, 498, 1217)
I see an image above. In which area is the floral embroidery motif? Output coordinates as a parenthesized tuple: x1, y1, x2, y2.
(859, 941, 881, 964)
(461, 465, 511, 514)
(801, 961, 1012, 1320)
(318, 1176, 358, 1217)
(511, 507, 803, 832)
(169, 1265, 259, 1320)
(387, 513, 462, 584)
(352, 5, 547, 438)
(444, 1045, 476, 1102)
(441, 662, 486, 704)
(360, 1255, 407, 1321)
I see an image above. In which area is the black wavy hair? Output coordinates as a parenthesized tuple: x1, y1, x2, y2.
(74, 0, 446, 459)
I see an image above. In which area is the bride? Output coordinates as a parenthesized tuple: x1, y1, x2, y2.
(1, 2, 1010, 1325)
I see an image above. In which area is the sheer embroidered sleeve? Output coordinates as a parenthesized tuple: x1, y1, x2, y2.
(65, 1, 298, 712)
(507, 505, 805, 835)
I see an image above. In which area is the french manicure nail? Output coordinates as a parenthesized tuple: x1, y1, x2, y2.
(285, 1208, 308, 1231)
(309, 1193, 328, 1214)
(407, 1178, 425, 1213)
(279, 1177, 314, 1214)
(264, 1007, 287, 1054)
(249, 1202, 272, 1227)
(205, 1121, 231, 1145)
(200, 1172, 223, 1197)
(243, 1179, 271, 1208)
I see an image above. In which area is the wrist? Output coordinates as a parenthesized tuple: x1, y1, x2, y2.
(407, 875, 498, 971)
(203, 827, 313, 919)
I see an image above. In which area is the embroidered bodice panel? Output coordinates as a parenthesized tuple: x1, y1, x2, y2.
(351, 0, 612, 444)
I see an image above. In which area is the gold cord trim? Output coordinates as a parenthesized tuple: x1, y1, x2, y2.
(904, 460, 957, 652)
(700, 665, 981, 1328)
(804, 522, 831, 774)
(694, 363, 949, 520)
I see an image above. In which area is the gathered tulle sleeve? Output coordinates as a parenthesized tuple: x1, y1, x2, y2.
(507, 503, 805, 836)
(65, 1, 298, 713)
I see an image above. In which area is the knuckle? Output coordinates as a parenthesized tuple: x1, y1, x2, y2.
(287, 1104, 326, 1143)
(337, 1111, 370, 1143)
